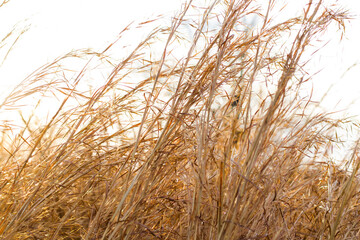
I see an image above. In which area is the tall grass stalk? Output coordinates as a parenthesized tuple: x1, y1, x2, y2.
(0, 0, 357, 239)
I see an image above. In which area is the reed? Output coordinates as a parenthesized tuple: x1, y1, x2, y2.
(0, 0, 357, 239)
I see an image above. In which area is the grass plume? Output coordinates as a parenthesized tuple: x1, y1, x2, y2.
(0, 0, 358, 239)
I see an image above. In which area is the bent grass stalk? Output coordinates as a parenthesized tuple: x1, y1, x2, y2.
(0, 0, 357, 239)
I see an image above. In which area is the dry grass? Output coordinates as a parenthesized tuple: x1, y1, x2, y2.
(0, 0, 359, 239)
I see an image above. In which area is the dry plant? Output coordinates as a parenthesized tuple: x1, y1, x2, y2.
(0, 0, 358, 239)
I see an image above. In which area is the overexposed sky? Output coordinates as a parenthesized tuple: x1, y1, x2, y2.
(0, 0, 183, 89)
(0, 0, 359, 117)
(312, 0, 360, 115)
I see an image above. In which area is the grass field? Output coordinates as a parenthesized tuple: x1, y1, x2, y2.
(1, 0, 359, 239)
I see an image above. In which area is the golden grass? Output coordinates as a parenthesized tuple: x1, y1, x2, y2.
(0, 0, 358, 239)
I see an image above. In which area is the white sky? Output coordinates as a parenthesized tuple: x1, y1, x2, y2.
(0, 0, 359, 118)
(0, 0, 183, 89)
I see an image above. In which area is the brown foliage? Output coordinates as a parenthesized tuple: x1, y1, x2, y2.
(0, 0, 358, 239)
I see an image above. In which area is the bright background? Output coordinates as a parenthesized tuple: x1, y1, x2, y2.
(0, 0, 359, 117)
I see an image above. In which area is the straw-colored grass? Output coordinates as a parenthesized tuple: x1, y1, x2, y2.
(0, 0, 358, 239)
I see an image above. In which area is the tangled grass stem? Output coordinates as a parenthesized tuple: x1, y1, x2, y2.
(0, 0, 357, 239)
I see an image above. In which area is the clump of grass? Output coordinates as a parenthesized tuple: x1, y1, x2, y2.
(0, 0, 358, 239)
